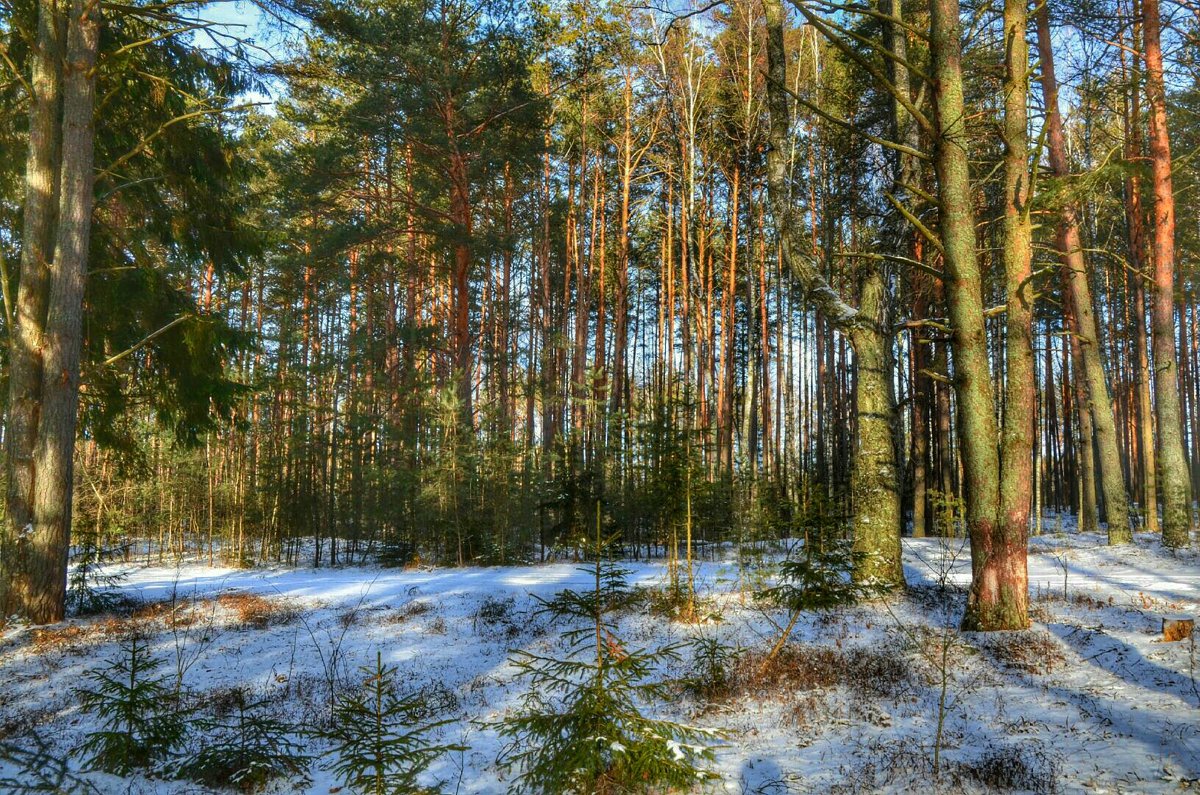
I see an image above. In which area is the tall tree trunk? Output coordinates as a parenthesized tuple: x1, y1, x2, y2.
(763, 0, 902, 587)
(1143, 0, 1193, 547)
(26, 0, 100, 624)
(1123, 1, 1159, 531)
(996, 0, 1034, 622)
(931, 0, 1027, 630)
(448, 152, 474, 429)
(2, 0, 63, 619)
(1035, 4, 1131, 543)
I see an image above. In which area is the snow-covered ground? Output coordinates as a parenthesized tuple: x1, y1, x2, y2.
(1, 530, 1197, 793)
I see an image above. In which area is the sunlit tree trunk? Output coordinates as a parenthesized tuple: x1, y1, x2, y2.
(763, 0, 902, 587)
(2, 0, 63, 619)
(26, 0, 101, 624)
(996, 0, 1035, 621)
(1142, 0, 1193, 547)
(931, 0, 1028, 630)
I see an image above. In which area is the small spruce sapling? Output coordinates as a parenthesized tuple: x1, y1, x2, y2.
(757, 538, 884, 671)
(75, 634, 187, 775)
(499, 499, 722, 793)
(65, 528, 129, 615)
(322, 651, 463, 794)
(176, 688, 309, 792)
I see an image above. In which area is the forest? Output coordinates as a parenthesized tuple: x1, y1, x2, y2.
(0, 0, 1198, 790)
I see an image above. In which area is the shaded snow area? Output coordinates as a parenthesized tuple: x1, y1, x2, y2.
(2, 531, 1198, 793)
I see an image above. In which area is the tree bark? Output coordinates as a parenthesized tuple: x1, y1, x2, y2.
(1142, 0, 1193, 547)
(930, 0, 1028, 630)
(996, 0, 1034, 623)
(2, 0, 63, 620)
(25, 0, 100, 624)
(763, 0, 902, 587)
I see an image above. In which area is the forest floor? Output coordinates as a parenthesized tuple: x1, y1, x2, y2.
(1, 528, 1198, 794)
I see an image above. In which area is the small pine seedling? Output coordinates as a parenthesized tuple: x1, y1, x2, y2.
(75, 634, 187, 775)
(322, 651, 464, 795)
(176, 688, 309, 792)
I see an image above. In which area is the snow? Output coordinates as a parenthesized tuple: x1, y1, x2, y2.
(1, 530, 1198, 793)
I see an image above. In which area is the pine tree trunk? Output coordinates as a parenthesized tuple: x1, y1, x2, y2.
(2, 0, 63, 620)
(1035, 5, 1131, 543)
(1143, 0, 1193, 547)
(1123, 4, 1159, 530)
(763, 0, 902, 587)
(25, 0, 100, 624)
(996, 0, 1035, 623)
(931, 0, 1026, 630)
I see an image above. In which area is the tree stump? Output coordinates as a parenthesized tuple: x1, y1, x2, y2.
(1162, 618, 1194, 642)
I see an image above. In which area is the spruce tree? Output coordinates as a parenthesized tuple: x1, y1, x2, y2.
(75, 634, 187, 775)
(499, 500, 721, 793)
(322, 651, 464, 795)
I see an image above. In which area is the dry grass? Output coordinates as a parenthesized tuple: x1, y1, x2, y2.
(215, 592, 297, 630)
(733, 643, 914, 703)
(1033, 587, 1113, 610)
(384, 599, 434, 624)
(975, 630, 1066, 675)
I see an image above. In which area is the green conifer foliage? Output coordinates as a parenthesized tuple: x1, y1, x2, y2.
(322, 651, 464, 795)
(499, 500, 721, 793)
(176, 689, 309, 792)
(75, 635, 187, 775)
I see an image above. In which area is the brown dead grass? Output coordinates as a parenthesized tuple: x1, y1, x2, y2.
(215, 592, 297, 630)
(734, 643, 914, 702)
(384, 600, 434, 625)
(976, 630, 1066, 674)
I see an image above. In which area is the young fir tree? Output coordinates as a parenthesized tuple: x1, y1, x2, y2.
(499, 500, 721, 793)
(176, 688, 308, 792)
(322, 651, 463, 795)
(75, 634, 187, 775)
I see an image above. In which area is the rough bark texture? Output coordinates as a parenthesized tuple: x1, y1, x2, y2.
(995, 0, 1034, 626)
(1142, 0, 1193, 547)
(2, 0, 63, 620)
(1036, 6, 1131, 543)
(763, 0, 903, 588)
(931, 0, 1027, 631)
(1123, 12, 1158, 532)
(24, 0, 100, 624)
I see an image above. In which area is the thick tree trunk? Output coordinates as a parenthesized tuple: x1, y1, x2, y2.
(2, 0, 63, 620)
(1143, 0, 1193, 547)
(996, 0, 1034, 624)
(25, 0, 100, 624)
(931, 0, 1027, 630)
(1035, 5, 1131, 543)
